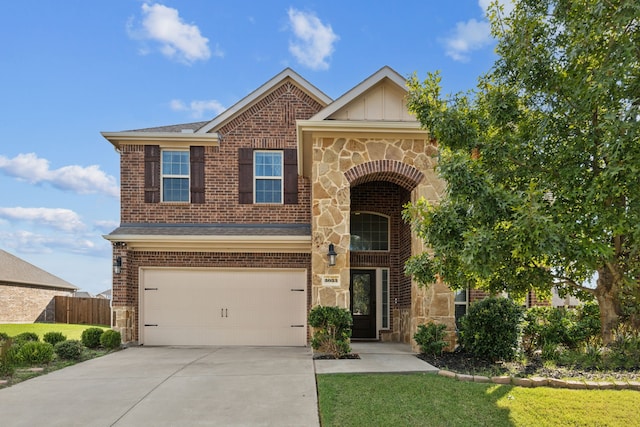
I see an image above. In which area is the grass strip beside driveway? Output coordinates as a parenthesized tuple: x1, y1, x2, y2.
(0, 323, 107, 341)
(316, 373, 640, 427)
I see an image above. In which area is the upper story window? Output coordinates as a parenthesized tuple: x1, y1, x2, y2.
(254, 151, 283, 204)
(162, 150, 190, 202)
(350, 212, 389, 251)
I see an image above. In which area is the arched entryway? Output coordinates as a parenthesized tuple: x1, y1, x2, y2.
(349, 181, 412, 339)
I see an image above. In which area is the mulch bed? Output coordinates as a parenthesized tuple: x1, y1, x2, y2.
(417, 350, 640, 381)
(313, 353, 361, 360)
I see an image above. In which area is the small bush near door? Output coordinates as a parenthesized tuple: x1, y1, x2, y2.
(308, 306, 352, 358)
(414, 322, 448, 356)
(458, 296, 523, 362)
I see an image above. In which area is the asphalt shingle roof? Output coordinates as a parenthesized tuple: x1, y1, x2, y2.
(107, 223, 311, 237)
(0, 249, 78, 290)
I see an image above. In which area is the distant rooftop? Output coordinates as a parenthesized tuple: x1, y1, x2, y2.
(0, 249, 78, 290)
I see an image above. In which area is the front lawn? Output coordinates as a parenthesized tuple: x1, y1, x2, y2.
(0, 323, 115, 388)
(316, 373, 640, 427)
(0, 323, 108, 341)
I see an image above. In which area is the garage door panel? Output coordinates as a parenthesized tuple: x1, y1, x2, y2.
(141, 269, 307, 346)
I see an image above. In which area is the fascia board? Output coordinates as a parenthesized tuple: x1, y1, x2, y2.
(309, 66, 408, 121)
(101, 132, 220, 150)
(103, 234, 311, 253)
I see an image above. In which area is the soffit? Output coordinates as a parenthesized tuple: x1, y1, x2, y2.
(103, 223, 312, 253)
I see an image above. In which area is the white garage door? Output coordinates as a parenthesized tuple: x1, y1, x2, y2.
(140, 268, 307, 346)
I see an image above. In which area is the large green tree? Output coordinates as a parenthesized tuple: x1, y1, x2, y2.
(405, 0, 639, 344)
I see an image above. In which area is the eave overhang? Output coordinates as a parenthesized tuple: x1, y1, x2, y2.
(101, 131, 220, 150)
(103, 233, 311, 253)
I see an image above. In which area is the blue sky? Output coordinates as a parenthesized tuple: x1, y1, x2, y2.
(0, 0, 511, 295)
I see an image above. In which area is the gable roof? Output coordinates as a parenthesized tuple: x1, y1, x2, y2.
(308, 66, 410, 121)
(0, 249, 78, 290)
(196, 68, 332, 134)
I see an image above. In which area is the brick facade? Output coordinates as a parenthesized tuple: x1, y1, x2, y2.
(119, 81, 323, 225)
(0, 282, 74, 323)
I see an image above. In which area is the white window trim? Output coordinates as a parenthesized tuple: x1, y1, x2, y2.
(454, 289, 469, 330)
(378, 268, 390, 330)
(253, 150, 284, 204)
(161, 149, 190, 203)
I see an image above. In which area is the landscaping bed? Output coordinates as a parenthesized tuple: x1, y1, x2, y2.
(418, 350, 640, 382)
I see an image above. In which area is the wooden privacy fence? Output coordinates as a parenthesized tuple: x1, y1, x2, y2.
(54, 296, 111, 326)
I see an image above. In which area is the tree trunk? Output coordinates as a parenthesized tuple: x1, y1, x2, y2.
(595, 266, 624, 346)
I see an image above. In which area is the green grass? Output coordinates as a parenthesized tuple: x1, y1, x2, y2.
(316, 373, 640, 427)
(0, 323, 108, 341)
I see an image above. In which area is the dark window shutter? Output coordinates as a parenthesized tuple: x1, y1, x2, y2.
(190, 146, 205, 204)
(144, 145, 160, 203)
(283, 149, 298, 205)
(238, 148, 253, 204)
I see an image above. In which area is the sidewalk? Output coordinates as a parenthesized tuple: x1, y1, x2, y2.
(313, 342, 439, 374)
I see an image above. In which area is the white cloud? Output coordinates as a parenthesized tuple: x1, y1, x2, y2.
(0, 207, 85, 232)
(129, 3, 216, 64)
(287, 8, 339, 71)
(170, 99, 226, 118)
(442, 0, 513, 62)
(0, 153, 118, 197)
(443, 19, 492, 62)
(0, 230, 107, 256)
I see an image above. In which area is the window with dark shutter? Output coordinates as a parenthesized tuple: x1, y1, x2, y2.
(190, 146, 205, 204)
(144, 145, 161, 203)
(283, 149, 298, 205)
(238, 147, 298, 205)
(238, 148, 253, 204)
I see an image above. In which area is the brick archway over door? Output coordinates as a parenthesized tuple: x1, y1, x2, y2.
(344, 160, 425, 191)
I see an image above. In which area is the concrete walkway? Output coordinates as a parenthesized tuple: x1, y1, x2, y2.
(0, 346, 319, 427)
(0, 342, 437, 427)
(314, 342, 439, 374)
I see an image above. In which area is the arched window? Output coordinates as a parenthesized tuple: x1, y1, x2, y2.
(350, 212, 389, 251)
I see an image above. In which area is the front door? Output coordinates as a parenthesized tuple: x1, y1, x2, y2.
(350, 269, 376, 339)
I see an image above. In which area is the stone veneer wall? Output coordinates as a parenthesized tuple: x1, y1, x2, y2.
(310, 136, 449, 347)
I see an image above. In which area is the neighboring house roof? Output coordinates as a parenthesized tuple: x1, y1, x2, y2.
(0, 249, 78, 291)
(97, 289, 112, 299)
(104, 223, 311, 252)
(74, 291, 95, 298)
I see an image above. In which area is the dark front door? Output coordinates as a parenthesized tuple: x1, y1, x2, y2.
(350, 269, 376, 339)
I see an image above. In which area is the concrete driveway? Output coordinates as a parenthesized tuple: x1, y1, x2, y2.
(0, 346, 319, 427)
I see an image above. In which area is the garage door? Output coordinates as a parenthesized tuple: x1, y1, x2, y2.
(140, 268, 307, 346)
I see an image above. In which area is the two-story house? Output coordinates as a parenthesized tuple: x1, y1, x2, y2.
(102, 66, 459, 349)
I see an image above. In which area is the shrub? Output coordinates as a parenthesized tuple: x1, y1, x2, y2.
(308, 306, 352, 358)
(0, 339, 18, 376)
(521, 302, 601, 355)
(54, 340, 84, 360)
(43, 332, 67, 347)
(16, 341, 54, 365)
(13, 332, 39, 344)
(0, 332, 10, 342)
(100, 330, 122, 350)
(458, 296, 523, 362)
(414, 322, 448, 356)
(81, 328, 104, 349)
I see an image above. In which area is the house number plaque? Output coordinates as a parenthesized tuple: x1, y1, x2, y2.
(321, 274, 340, 287)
